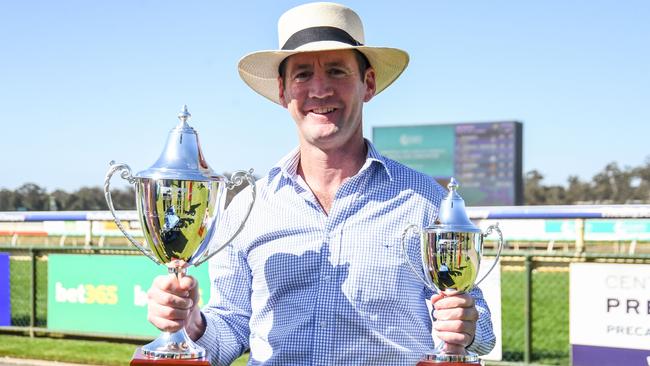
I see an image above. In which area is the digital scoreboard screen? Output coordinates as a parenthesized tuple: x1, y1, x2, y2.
(372, 122, 523, 206)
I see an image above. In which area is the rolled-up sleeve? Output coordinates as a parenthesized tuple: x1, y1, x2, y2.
(195, 239, 252, 365)
(466, 286, 496, 355)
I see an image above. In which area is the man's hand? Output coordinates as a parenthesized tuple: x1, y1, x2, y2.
(430, 290, 478, 354)
(147, 274, 205, 341)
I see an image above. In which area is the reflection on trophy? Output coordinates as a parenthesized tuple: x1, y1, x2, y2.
(104, 106, 256, 364)
(402, 178, 503, 365)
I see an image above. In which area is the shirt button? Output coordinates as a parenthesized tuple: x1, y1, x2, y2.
(320, 321, 327, 328)
(323, 275, 331, 282)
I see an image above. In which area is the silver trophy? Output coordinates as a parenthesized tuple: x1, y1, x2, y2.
(401, 178, 503, 365)
(104, 106, 256, 360)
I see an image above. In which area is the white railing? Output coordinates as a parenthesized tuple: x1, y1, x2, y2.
(1, 205, 649, 252)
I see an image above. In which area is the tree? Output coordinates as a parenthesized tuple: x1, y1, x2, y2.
(15, 183, 48, 211)
(0, 189, 18, 211)
(524, 170, 547, 205)
(631, 158, 650, 203)
(5, 160, 645, 209)
(108, 186, 136, 210)
(566, 176, 591, 204)
(50, 189, 70, 211)
(590, 162, 639, 204)
(63, 187, 109, 211)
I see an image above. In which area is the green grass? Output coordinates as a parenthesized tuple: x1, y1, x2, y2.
(10, 257, 48, 327)
(3, 255, 570, 365)
(501, 270, 526, 361)
(0, 334, 249, 365)
(0, 334, 135, 365)
(501, 270, 570, 365)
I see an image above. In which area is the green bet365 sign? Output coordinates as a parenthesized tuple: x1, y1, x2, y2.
(47, 254, 211, 337)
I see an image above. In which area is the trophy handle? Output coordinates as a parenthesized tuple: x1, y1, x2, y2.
(104, 161, 162, 265)
(401, 224, 436, 292)
(474, 223, 503, 287)
(194, 169, 257, 266)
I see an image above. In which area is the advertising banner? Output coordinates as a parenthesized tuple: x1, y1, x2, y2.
(0, 252, 10, 326)
(47, 254, 210, 337)
(570, 263, 650, 366)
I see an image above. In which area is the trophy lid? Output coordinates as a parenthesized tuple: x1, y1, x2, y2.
(135, 105, 221, 181)
(430, 177, 481, 233)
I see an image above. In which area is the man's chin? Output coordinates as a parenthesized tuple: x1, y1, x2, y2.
(303, 134, 341, 150)
(303, 126, 339, 141)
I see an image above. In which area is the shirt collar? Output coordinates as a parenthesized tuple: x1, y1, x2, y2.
(269, 139, 393, 184)
(364, 139, 393, 181)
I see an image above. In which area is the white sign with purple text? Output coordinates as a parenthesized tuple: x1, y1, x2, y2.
(570, 263, 650, 366)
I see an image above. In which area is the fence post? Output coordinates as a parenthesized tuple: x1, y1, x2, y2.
(524, 254, 532, 364)
(575, 218, 585, 253)
(85, 221, 93, 247)
(30, 248, 36, 338)
(629, 239, 637, 255)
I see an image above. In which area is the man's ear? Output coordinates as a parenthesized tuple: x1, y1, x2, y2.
(278, 77, 288, 108)
(363, 68, 377, 103)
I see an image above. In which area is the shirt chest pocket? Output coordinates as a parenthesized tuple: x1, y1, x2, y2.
(344, 235, 419, 315)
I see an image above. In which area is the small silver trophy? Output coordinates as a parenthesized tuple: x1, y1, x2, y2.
(104, 106, 255, 361)
(402, 178, 503, 365)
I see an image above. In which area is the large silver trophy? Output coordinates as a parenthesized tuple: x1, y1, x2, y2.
(402, 178, 503, 365)
(104, 106, 255, 361)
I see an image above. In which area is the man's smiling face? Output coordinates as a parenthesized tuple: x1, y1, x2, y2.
(278, 49, 376, 151)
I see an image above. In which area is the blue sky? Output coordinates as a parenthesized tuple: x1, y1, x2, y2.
(1, 1, 648, 191)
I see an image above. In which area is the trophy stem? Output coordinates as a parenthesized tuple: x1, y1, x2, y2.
(168, 261, 189, 277)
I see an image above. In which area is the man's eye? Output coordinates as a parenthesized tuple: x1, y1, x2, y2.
(294, 71, 312, 81)
(328, 68, 347, 77)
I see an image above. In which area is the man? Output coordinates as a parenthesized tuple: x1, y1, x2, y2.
(147, 2, 496, 365)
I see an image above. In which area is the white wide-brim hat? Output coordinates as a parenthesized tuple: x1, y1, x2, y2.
(238, 2, 410, 105)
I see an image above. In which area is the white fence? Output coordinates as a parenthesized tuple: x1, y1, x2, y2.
(1, 205, 650, 252)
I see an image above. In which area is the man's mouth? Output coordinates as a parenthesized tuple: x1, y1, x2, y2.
(308, 107, 336, 115)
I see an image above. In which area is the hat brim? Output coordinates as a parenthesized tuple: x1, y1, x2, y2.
(238, 41, 409, 105)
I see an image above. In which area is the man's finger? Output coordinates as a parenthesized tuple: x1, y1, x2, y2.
(178, 275, 197, 292)
(432, 293, 475, 310)
(433, 306, 478, 321)
(434, 319, 476, 334)
(147, 313, 185, 333)
(148, 287, 194, 309)
(153, 275, 189, 297)
(435, 329, 474, 348)
(149, 297, 193, 318)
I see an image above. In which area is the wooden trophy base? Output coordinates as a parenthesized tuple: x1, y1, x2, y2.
(130, 347, 211, 366)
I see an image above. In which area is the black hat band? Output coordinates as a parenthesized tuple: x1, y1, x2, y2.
(281, 26, 363, 50)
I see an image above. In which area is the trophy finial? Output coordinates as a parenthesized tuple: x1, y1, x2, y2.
(448, 177, 459, 192)
(178, 105, 191, 126)
(436, 177, 480, 233)
(135, 105, 215, 181)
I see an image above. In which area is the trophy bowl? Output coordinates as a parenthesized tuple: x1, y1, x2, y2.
(104, 106, 255, 361)
(420, 230, 484, 293)
(402, 178, 503, 365)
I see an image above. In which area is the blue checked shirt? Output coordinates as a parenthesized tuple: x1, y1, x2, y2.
(196, 140, 496, 365)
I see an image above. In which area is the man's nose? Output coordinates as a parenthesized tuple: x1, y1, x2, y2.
(308, 73, 334, 99)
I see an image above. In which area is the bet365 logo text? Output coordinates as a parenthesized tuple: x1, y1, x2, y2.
(55, 282, 118, 305)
